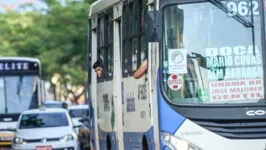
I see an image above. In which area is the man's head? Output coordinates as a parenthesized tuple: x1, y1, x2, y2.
(93, 60, 103, 78)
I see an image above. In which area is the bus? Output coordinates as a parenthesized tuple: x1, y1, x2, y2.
(0, 57, 43, 146)
(88, 0, 266, 149)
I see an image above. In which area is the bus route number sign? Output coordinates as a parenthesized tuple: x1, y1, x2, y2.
(226, 0, 260, 17)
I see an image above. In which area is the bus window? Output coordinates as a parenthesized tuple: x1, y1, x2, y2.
(97, 11, 114, 81)
(0, 79, 5, 113)
(141, 36, 147, 61)
(107, 13, 113, 79)
(122, 6, 129, 77)
(132, 38, 138, 71)
(140, 0, 147, 61)
(130, 1, 139, 74)
(97, 16, 106, 81)
(122, 0, 148, 78)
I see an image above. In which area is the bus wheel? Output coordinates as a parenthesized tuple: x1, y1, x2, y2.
(106, 135, 112, 150)
(142, 136, 149, 150)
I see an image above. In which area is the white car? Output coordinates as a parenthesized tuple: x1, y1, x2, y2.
(68, 105, 88, 128)
(43, 100, 64, 108)
(10, 108, 80, 150)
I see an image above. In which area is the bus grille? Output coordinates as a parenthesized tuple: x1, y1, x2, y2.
(191, 118, 266, 139)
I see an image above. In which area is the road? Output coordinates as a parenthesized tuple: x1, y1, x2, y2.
(0, 147, 11, 150)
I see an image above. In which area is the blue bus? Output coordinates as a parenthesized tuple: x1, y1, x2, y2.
(88, 0, 266, 149)
(0, 57, 44, 146)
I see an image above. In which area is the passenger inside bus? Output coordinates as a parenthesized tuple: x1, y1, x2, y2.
(93, 60, 103, 78)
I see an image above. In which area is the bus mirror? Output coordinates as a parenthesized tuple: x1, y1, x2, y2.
(147, 11, 162, 42)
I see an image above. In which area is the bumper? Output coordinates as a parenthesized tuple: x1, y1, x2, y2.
(12, 140, 79, 150)
(0, 132, 14, 146)
(0, 141, 12, 146)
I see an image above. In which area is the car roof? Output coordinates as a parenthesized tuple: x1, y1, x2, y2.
(43, 100, 63, 104)
(22, 108, 67, 114)
(68, 105, 88, 110)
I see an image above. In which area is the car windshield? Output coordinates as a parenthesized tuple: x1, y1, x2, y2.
(19, 112, 69, 129)
(162, 0, 264, 104)
(0, 75, 39, 113)
(69, 108, 87, 118)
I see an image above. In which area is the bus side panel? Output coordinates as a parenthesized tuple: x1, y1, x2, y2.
(122, 76, 152, 149)
(123, 127, 155, 150)
(97, 81, 118, 149)
(157, 75, 185, 135)
(98, 130, 118, 150)
(157, 75, 186, 148)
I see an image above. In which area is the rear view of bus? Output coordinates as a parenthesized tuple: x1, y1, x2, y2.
(156, 0, 266, 149)
(0, 57, 43, 146)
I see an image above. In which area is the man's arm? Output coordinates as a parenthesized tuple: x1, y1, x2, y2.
(133, 59, 148, 79)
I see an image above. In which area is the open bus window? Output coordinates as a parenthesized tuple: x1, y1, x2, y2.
(97, 10, 114, 80)
(107, 13, 113, 78)
(122, 0, 148, 78)
(97, 16, 106, 81)
(162, 1, 264, 104)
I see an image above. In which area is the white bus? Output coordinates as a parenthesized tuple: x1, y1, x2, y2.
(88, 0, 266, 149)
(0, 57, 44, 146)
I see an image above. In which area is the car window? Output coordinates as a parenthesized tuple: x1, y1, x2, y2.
(19, 112, 69, 129)
(69, 109, 87, 118)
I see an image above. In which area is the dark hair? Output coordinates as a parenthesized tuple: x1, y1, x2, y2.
(93, 60, 103, 69)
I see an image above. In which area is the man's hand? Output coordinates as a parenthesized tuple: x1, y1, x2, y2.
(141, 59, 147, 67)
(133, 59, 148, 79)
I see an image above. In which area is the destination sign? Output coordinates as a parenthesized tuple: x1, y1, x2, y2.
(0, 60, 40, 74)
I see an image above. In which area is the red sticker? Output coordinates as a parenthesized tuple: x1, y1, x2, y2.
(167, 74, 184, 91)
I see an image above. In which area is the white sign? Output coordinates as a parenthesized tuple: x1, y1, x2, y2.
(168, 49, 187, 74)
(209, 79, 264, 101)
(167, 74, 184, 91)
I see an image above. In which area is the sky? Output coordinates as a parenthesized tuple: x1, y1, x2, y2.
(0, 0, 47, 13)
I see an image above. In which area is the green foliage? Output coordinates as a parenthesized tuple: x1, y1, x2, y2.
(0, 0, 90, 85)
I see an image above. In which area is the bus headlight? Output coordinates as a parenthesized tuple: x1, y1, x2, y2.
(162, 132, 203, 150)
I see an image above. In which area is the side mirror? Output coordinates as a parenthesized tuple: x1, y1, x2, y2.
(7, 127, 16, 132)
(78, 118, 89, 123)
(73, 124, 82, 128)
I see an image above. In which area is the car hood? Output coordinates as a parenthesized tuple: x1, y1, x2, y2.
(15, 127, 74, 139)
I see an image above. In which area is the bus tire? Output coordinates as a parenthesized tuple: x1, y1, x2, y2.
(106, 135, 111, 150)
(142, 136, 149, 150)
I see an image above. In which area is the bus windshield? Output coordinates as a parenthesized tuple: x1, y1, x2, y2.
(0, 75, 39, 113)
(162, 0, 264, 104)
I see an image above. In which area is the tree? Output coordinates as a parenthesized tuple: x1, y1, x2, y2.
(0, 0, 90, 103)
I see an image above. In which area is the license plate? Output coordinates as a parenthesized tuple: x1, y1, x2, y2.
(36, 146, 52, 150)
(0, 136, 13, 141)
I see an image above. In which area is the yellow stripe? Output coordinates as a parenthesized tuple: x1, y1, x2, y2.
(0, 142, 12, 145)
(0, 133, 14, 137)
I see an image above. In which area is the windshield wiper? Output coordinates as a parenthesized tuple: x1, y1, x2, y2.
(208, 0, 253, 27)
